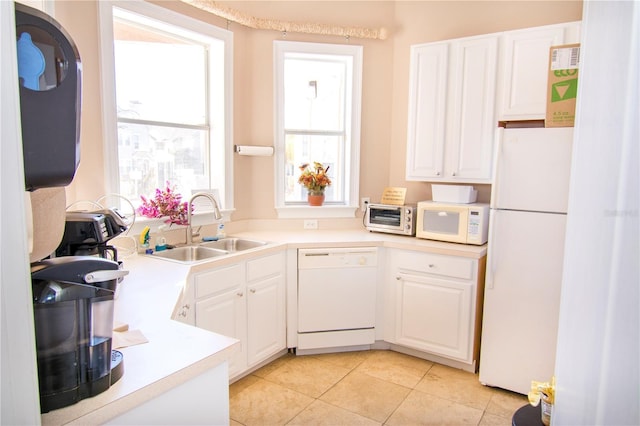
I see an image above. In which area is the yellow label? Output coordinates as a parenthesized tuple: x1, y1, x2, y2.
(380, 187, 407, 205)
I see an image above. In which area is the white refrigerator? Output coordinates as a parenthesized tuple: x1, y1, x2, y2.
(479, 127, 574, 394)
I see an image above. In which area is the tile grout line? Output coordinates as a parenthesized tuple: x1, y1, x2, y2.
(230, 350, 525, 425)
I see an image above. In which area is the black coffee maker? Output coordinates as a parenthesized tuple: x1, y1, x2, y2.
(32, 208, 129, 412)
(55, 209, 128, 261)
(31, 257, 128, 413)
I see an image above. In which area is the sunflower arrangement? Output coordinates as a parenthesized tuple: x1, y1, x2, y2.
(298, 162, 331, 195)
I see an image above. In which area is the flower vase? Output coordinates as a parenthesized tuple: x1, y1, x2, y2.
(308, 192, 325, 206)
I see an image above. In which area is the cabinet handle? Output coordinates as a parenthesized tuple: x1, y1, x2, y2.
(179, 304, 190, 317)
(435, 171, 441, 176)
(452, 172, 457, 177)
(250, 288, 256, 294)
(428, 264, 435, 268)
(236, 291, 244, 297)
(396, 276, 401, 280)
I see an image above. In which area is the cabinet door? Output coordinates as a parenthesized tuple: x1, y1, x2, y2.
(406, 35, 497, 183)
(406, 42, 448, 180)
(395, 272, 473, 362)
(499, 26, 565, 120)
(246, 275, 285, 367)
(446, 35, 498, 181)
(499, 22, 581, 120)
(196, 288, 247, 377)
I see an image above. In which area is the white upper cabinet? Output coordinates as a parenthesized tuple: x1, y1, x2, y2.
(407, 21, 581, 183)
(407, 34, 498, 183)
(447, 36, 499, 181)
(406, 42, 448, 180)
(498, 21, 581, 121)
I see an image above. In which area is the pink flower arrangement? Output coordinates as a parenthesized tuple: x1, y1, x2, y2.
(137, 182, 190, 225)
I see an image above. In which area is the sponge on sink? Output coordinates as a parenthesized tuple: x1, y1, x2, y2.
(139, 226, 150, 246)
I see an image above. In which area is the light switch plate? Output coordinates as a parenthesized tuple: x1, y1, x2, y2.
(303, 219, 318, 230)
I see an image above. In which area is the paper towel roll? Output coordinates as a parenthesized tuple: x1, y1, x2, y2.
(29, 187, 66, 262)
(235, 145, 274, 156)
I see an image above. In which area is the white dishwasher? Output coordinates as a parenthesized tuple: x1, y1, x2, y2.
(297, 247, 378, 352)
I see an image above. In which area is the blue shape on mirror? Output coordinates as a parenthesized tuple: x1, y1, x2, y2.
(17, 32, 45, 90)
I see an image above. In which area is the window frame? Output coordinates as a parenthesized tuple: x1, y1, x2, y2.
(98, 0, 234, 230)
(274, 40, 363, 218)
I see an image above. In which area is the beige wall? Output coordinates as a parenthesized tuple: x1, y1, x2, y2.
(54, 1, 104, 205)
(56, 0, 582, 220)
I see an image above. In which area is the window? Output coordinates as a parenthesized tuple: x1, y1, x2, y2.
(99, 1, 232, 220)
(274, 41, 363, 218)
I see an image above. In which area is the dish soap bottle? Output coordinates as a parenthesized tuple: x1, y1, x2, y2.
(216, 223, 226, 239)
(155, 225, 168, 251)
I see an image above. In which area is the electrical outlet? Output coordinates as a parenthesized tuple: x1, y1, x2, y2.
(361, 197, 370, 212)
(303, 219, 318, 230)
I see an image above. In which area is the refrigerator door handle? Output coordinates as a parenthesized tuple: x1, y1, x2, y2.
(486, 209, 497, 289)
(490, 129, 504, 210)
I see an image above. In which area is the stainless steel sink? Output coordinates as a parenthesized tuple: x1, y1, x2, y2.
(149, 246, 229, 263)
(199, 237, 267, 252)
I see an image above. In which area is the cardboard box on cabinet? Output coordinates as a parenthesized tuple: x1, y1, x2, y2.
(546, 43, 580, 127)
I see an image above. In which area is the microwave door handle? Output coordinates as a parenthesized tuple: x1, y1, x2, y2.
(486, 209, 497, 289)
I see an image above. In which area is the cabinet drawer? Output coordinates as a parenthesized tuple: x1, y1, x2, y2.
(395, 251, 474, 280)
(195, 263, 243, 299)
(247, 252, 284, 282)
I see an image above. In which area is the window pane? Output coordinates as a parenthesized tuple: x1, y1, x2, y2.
(114, 19, 207, 125)
(284, 55, 346, 131)
(117, 122, 208, 205)
(284, 133, 343, 203)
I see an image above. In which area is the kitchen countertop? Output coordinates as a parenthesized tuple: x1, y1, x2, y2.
(229, 229, 488, 259)
(145, 229, 487, 277)
(40, 228, 485, 425)
(40, 255, 240, 426)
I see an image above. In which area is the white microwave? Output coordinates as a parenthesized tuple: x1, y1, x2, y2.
(416, 201, 489, 245)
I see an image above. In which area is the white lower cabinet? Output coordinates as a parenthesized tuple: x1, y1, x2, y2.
(386, 249, 485, 369)
(195, 278, 246, 377)
(246, 268, 286, 367)
(396, 272, 472, 361)
(186, 245, 485, 375)
(193, 251, 286, 379)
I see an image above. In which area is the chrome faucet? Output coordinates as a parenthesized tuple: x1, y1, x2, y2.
(186, 192, 223, 244)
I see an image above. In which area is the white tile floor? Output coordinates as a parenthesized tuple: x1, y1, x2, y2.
(230, 350, 528, 425)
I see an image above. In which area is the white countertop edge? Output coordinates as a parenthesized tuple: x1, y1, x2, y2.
(41, 321, 240, 426)
(62, 341, 239, 425)
(229, 230, 488, 259)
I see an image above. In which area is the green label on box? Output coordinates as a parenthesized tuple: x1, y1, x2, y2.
(551, 77, 578, 102)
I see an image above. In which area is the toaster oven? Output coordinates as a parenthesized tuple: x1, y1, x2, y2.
(365, 203, 416, 236)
